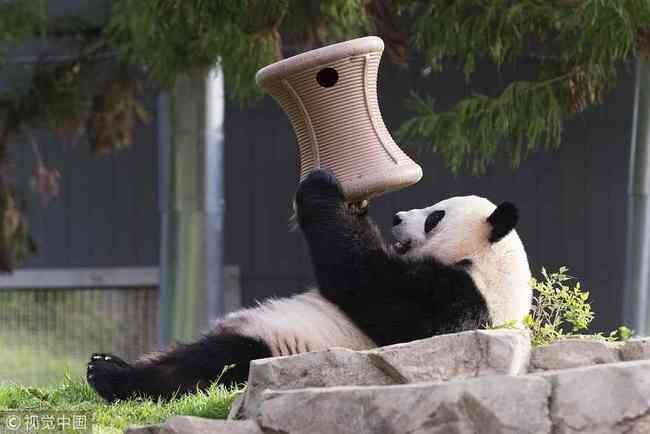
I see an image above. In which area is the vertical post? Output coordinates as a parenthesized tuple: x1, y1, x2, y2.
(158, 66, 225, 345)
(623, 59, 650, 334)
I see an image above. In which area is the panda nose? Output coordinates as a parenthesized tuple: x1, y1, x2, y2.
(392, 214, 402, 226)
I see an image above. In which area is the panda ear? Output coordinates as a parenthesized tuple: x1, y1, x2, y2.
(487, 202, 518, 243)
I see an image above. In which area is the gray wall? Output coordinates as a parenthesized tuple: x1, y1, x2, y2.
(10, 94, 159, 268)
(3, 0, 156, 269)
(224, 60, 635, 333)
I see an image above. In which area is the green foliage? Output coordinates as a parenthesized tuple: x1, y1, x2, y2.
(108, 0, 281, 102)
(485, 319, 520, 330)
(108, 0, 369, 102)
(525, 267, 594, 346)
(400, 0, 650, 174)
(0, 375, 242, 432)
(318, 0, 371, 39)
(412, 0, 645, 79)
(524, 267, 632, 347)
(0, 1, 45, 61)
(282, 0, 371, 45)
(399, 79, 565, 173)
(0, 189, 36, 272)
(594, 325, 634, 343)
(613, 325, 633, 341)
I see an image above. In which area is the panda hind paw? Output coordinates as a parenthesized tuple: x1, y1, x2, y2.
(87, 353, 134, 403)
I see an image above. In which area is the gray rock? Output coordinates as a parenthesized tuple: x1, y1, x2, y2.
(227, 392, 246, 420)
(543, 360, 650, 433)
(367, 329, 531, 383)
(255, 360, 650, 433)
(125, 416, 262, 434)
(257, 375, 552, 434)
(620, 338, 650, 361)
(529, 338, 620, 372)
(234, 347, 395, 420)
(235, 329, 530, 420)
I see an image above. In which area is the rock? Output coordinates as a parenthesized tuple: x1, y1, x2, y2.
(367, 329, 531, 383)
(257, 375, 552, 434)
(128, 338, 650, 433)
(234, 347, 395, 420)
(227, 392, 246, 420)
(529, 338, 620, 372)
(620, 338, 650, 361)
(125, 417, 263, 434)
(543, 360, 650, 433)
(235, 329, 530, 419)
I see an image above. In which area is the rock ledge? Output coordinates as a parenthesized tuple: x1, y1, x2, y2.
(129, 331, 650, 434)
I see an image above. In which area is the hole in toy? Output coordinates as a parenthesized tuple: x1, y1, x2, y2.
(316, 67, 338, 88)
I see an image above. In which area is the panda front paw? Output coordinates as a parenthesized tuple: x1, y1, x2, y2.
(87, 353, 134, 403)
(295, 168, 344, 207)
(347, 199, 369, 217)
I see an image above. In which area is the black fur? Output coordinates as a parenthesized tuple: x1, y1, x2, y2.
(87, 334, 271, 403)
(87, 168, 490, 403)
(487, 201, 519, 243)
(296, 169, 490, 347)
(424, 210, 445, 234)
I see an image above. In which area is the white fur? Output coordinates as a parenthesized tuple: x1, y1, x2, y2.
(213, 290, 376, 357)
(392, 195, 532, 325)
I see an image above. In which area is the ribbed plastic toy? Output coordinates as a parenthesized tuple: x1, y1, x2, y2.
(256, 36, 422, 201)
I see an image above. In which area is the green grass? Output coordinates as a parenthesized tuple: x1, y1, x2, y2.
(1, 341, 86, 386)
(0, 375, 243, 433)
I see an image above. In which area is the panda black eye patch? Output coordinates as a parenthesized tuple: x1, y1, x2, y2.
(425, 210, 445, 234)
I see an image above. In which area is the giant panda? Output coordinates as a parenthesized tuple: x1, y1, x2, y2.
(87, 169, 532, 402)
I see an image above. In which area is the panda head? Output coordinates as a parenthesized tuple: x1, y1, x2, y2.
(391, 195, 519, 262)
(391, 195, 532, 324)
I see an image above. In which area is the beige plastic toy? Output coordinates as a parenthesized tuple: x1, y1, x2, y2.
(256, 36, 422, 201)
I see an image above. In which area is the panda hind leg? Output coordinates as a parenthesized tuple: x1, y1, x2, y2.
(86, 353, 134, 403)
(86, 334, 272, 403)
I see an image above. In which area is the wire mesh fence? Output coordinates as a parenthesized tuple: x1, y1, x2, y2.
(0, 287, 158, 386)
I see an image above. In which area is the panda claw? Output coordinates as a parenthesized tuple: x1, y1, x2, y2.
(86, 352, 134, 403)
(347, 200, 369, 216)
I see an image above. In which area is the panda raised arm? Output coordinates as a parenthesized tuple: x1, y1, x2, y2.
(86, 169, 531, 403)
(294, 169, 531, 347)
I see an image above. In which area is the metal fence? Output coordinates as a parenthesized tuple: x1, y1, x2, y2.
(0, 268, 158, 386)
(0, 266, 241, 386)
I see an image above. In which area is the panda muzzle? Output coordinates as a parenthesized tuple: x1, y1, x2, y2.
(393, 239, 412, 255)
